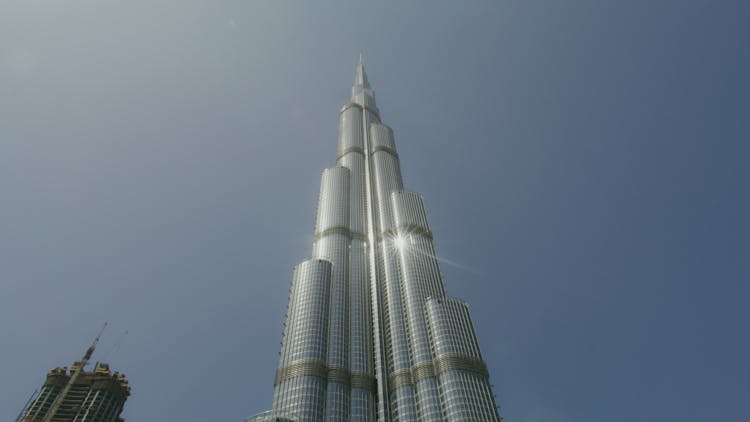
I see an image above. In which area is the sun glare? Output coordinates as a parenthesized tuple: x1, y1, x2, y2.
(394, 235, 407, 250)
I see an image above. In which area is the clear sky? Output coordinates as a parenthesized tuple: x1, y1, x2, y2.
(1, 1, 748, 421)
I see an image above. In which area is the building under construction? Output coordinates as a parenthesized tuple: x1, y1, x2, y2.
(20, 362, 130, 422)
(18, 325, 130, 422)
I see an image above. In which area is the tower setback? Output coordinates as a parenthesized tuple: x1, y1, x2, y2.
(250, 58, 501, 422)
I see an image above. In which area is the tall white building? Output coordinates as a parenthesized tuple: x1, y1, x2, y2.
(250, 58, 501, 422)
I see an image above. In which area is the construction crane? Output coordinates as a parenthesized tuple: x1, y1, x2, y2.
(38, 323, 107, 422)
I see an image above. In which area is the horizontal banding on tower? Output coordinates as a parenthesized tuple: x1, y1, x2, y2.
(340, 102, 380, 119)
(314, 226, 367, 242)
(387, 368, 414, 390)
(275, 359, 328, 385)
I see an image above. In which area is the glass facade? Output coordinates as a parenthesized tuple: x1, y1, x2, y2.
(252, 58, 502, 422)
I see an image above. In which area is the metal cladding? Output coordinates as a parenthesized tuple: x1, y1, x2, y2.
(314, 167, 351, 239)
(391, 191, 445, 421)
(313, 167, 352, 421)
(391, 192, 430, 237)
(425, 298, 500, 422)
(256, 58, 502, 422)
(272, 259, 332, 422)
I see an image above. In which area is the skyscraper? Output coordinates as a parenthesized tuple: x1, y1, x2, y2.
(250, 58, 501, 422)
(20, 363, 130, 422)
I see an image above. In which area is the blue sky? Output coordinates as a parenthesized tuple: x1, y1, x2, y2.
(1, 1, 748, 421)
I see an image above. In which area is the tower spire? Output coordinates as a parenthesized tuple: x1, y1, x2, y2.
(355, 53, 369, 88)
(351, 54, 378, 112)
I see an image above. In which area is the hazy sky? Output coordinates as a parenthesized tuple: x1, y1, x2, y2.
(2, 1, 749, 421)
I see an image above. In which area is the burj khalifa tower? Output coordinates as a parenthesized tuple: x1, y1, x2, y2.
(249, 58, 502, 422)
